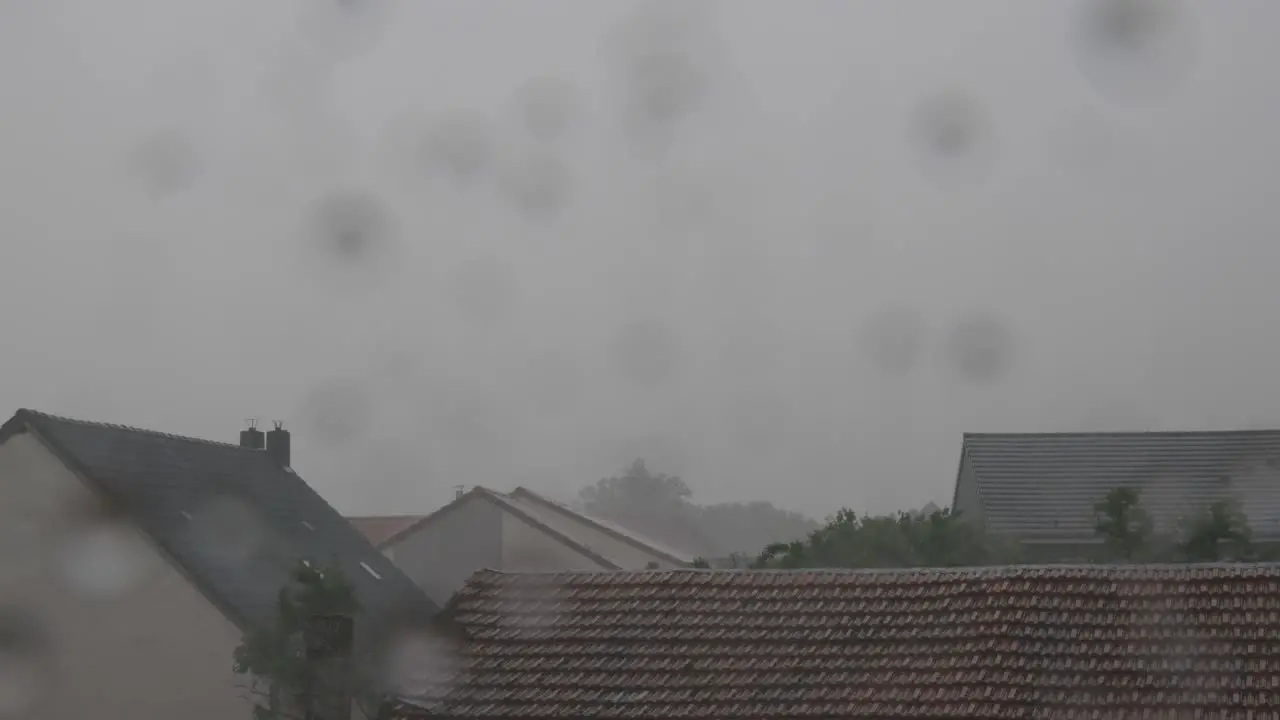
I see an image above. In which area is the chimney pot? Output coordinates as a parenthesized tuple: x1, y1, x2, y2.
(239, 419, 265, 450)
(266, 421, 291, 467)
(454, 485, 465, 500)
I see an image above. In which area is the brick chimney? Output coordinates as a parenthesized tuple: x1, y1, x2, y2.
(266, 421, 291, 467)
(303, 614, 354, 720)
(239, 419, 265, 450)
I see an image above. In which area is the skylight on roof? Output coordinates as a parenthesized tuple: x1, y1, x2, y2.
(301, 520, 314, 531)
(359, 561, 382, 580)
(180, 511, 193, 520)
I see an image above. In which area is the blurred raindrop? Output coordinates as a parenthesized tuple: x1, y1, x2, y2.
(187, 496, 268, 570)
(308, 190, 395, 267)
(301, 379, 373, 446)
(911, 92, 990, 174)
(1074, 0, 1194, 100)
(127, 130, 198, 196)
(379, 627, 457, 695)
(860, 306, 926, 376)
(420, 113, 493, 185)
(450, 256, 519, 327)
(515, 77, 578, 144)
(944, 311, 1016, 384)
(501, 152, 571, 220)
(59, 520, 152, 599)
(297, 0, 388, 59)
(0, 612, 49, 719)
(612, 2, 711, 141)
(608, 320, 682, 388)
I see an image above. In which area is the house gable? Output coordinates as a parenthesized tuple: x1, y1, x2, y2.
(0, 409, 437, 630)
(349, 515, 428, 548)
(378, 492, 505, 606)
(499, 506, 617, 571)
(380, 488, 616, 567)
(377, 488, 621, 603)
(0, 429, 247, 720)
(0, 407, 439, 716)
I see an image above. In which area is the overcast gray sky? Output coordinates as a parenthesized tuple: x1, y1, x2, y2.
(1, 0, 1277, 520)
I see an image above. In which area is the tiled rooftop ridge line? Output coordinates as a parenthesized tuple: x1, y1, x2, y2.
(391, 564, 1280, 719)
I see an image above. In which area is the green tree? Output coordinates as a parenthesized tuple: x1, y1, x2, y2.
(578, 459, 714, 555)
(233, 559, 359, 720)
(1093, 487, 1155, 562)
(580, 459, 693, 514)
(1177, 499, 1253, 562)
(697, 501, 819, 557)
(578, 460, 819, 559)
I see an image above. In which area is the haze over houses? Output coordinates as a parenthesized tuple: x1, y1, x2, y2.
(350, 485, 693, 605)
(10, 406, 1280, 719)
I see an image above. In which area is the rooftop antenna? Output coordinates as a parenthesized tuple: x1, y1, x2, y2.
(245, 418, 258, 430)
(273, 420, 284, 430)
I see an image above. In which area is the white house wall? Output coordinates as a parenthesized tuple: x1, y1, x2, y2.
(0, 431, 248, 720)
(499, 510, 610, 571)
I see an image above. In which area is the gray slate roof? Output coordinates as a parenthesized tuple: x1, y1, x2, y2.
(0, 409, 438, 641)
(959, 430, 1280, 540)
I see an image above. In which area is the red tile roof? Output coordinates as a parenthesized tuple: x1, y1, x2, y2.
(391, 564, 1280, 719)
(348, 515, 427, 547)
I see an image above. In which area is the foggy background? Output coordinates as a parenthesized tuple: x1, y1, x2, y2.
(0, 0, 1276, 520)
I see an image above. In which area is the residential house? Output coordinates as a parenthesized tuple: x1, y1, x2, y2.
(0, 409, 437, 720)
(349, 515, 427, 549)
(913, 500, 941, 517)
(390, 563, 1280, 719)
(351, 486, 693, 605)
(953, 430, 1280, 561)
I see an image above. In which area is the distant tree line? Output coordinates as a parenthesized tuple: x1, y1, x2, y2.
(580, 458, 1271, 568)
(731, 506, 1023, 569)
(730, 486, 1268, 569)
(577, 459, 818, 558)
